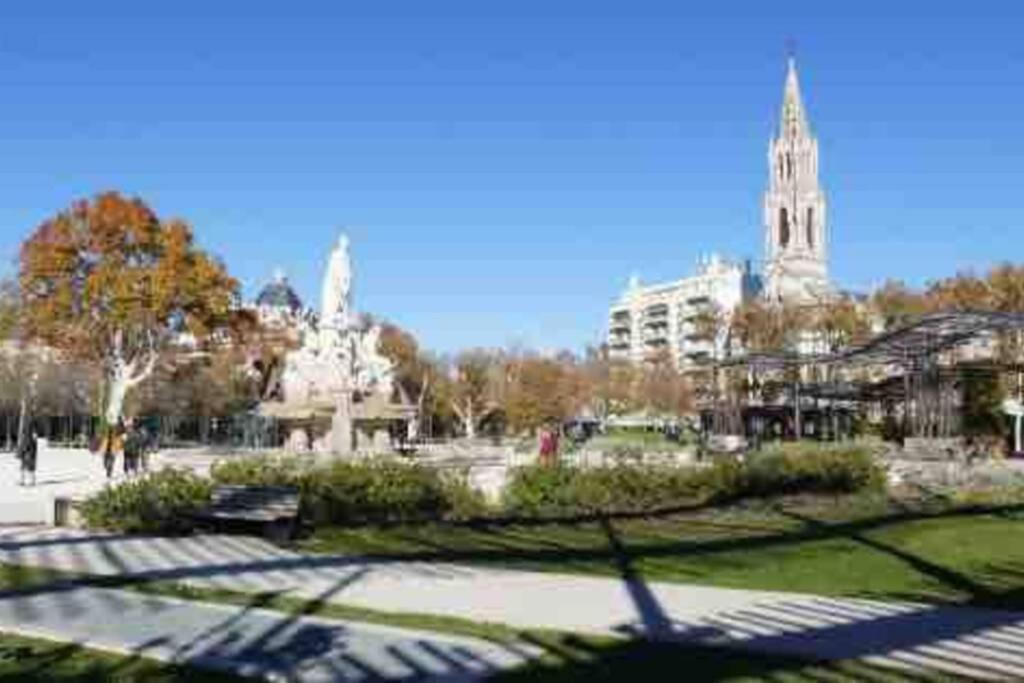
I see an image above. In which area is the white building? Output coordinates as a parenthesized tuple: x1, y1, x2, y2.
(607, 56, 831, 367)
(608, 254, 754, 369)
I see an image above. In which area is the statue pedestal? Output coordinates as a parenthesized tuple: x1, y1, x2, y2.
(372, 428, 391, 453)
(331, 393, 354, 456)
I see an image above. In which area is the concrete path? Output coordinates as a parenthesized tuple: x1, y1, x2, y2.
(2, 526, 1024, 680)
(0, 448, 116, 524)
(0, 581, 531, 681)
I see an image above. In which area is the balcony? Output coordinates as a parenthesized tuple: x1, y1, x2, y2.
(609, 320, 632, 333)
(644, 335, 669, 347)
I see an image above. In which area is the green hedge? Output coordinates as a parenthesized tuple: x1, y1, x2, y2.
(208, 456, 489, 525)
(740, 443, 886, 497)
(80, 469, 213, 535)
(83, 444, 884, 533)
(503, 443, 884, 517)
(84, 457, 489, 533)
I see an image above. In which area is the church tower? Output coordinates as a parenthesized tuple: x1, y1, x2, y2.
(763, 57, 829, 303)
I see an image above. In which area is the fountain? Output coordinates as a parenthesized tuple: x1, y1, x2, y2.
(261, 234, 415, 455)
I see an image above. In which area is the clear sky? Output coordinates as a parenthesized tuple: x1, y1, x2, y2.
(2, 2, 1023, 353)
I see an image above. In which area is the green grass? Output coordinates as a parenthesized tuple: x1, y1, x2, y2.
(298, 493, 1024, 610)
(586, 429, 693, 452)
(492, 640, 961, 682)
(0, 632, 242, 682)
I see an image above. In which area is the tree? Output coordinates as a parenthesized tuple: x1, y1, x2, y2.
(378, 321, 452, 439)
(729, 299, 807, 353)
(18, 192, 240, 428)
(575, 345, 640, 422)
(925, 271, 990, 312)
(449, 349, 500, 439)
(505, 355, 576, 434)
(960, 365, 1007, 443)
(636, 349, 693, 416)
(813, 295, 871, 354)
(0, 280, 41, 444)
(871, 280, 926, 330)
(987, 263, 1024, 314)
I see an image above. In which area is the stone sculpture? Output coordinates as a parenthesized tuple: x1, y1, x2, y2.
(271, 232, 401, 455)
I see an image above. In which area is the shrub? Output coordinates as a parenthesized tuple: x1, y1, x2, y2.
(438, 469, 491, 520)
(504, 443, 885, 518)
(84, 445, 886, 534)
(211, 455, 488, 525)
(504, 462, 709, 517)
(80, 469, 212, 534)
(742, 443, 886, 497)
(503, 464, 578, 516)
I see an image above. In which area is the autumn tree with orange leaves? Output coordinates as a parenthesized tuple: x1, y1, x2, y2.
(18, 192, 240, 428)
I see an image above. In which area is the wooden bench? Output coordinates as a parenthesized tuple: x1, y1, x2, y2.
(196, 485, 301, 541)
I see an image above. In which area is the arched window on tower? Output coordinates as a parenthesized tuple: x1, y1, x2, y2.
(806, 207, 814, 249)
(779, 207, 790, 248)
(786, 153, 793, 180)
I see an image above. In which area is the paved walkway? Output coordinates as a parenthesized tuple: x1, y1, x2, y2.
(0, 581, 531, 681)
(2, 527, 1024, 680)
(0, 448, 117, 524)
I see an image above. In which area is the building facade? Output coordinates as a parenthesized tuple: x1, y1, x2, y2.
(607, 56, 831, 367)
(608, 254, 753, 369)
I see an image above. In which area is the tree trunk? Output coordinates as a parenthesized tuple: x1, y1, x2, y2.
(105, 373, 129, 427)
(16, 394, 28, 445)
(464, 401, 476, 439)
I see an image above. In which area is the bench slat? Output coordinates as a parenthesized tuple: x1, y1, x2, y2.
(201, 485, 301, 524)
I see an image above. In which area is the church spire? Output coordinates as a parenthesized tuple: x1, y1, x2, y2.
(763, 54, 829, 303)
(781, 56, 809, 140)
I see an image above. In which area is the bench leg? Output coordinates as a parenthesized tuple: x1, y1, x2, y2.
(264, 519, 295, 543)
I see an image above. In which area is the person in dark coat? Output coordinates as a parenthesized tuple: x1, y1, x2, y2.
(17, 427, 38, 487)
(102, 426, 121, 480)
(123, 423, 142, 478)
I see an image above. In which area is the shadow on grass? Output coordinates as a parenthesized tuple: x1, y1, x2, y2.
(492, 638, 955, 683)
(0, 633, 240, 682)
(2, 497, 1024, 681)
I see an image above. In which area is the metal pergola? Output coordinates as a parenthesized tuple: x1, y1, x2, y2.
(711, 310, 1024, 443)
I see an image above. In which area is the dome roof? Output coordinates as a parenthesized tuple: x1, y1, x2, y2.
(256, 272, 303, 313)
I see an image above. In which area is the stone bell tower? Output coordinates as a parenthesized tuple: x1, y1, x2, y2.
(763, 56, 829, 303)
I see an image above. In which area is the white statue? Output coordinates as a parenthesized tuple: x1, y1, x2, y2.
(271, 233, 402, 456)
(354, 325, 395, 395)
(320, 233, 352, 330)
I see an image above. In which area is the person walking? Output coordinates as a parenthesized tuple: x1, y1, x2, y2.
(138, 424, 153, 473)
(17, 427, 38, 487)
(123, 423, 141, 478)
(102, 426, 121, 480)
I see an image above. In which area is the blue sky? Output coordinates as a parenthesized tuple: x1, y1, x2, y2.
(2, 2, 1024, 352)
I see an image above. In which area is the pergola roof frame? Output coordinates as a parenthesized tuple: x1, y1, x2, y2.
(717, 310, 1024, 372)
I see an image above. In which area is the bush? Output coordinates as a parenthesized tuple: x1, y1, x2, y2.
(80, 469, 212, 534)
(740, 443, 886, 497)
(504, 443, 885, 517)
(85, 445, 886, 534)
(211, 456, 488, 525)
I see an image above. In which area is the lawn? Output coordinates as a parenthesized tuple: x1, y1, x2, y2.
(298, 493, 1024, 609)
(0, 632, 243, 683)
(583, 428, 693, 453)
